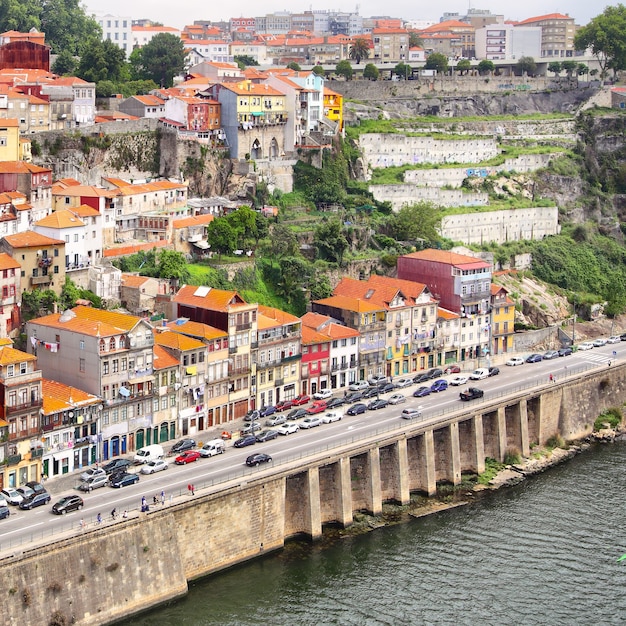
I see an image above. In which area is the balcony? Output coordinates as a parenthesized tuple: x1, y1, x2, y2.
(274, 378, 284, 388)
(236, 322, 251, 332)
(7, 453, 21, 466)
(128, 367, 154, 381)
(31, 275, 52, 286)
(5, 399, 43, 416)
(359, 321, 386, 333)
(229, 346, 238, 354)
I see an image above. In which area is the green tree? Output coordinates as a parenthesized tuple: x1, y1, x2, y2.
(0, 0, 41, 33)
(156, 250, 190, 283)
(21, 289, 57, 322)
(393, 62, 411, 79)
(312, 64, 325, 76)
(51, 49, 77, 75)
(349, 38, 370, 64)
(314, 219, 348, 264)
(138, 32, 187, 88)
(425, 52, 448, 74)
(577, 63, 589, 77)
(287, 61, 301, 71)
(227, 205, 257, 248)
(335, 59, 354, 80)
(40, 0, 101, 55)
(516, 56, 537, 77)
(276, 256, 310, 306)
(408, 32, 423, 49)
(234, 55, 259, 69)
(363, 63, 379, 81)
(254, 213, 270, 244)
(270, 223, 299, 259)
(548, 61, 562, 75)
(456, 59, 471, 75)
(477, 59, 495, 75)
(388, 202, 441, 242)
(574, 5, 626, 78)
(207, 219, 237, 257)
(76, 37, 127, 83)
(309, 270, 332, 300)
(562, 60, 578, 77)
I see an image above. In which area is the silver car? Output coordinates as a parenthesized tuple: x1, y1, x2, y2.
(388, 394, 406, 405)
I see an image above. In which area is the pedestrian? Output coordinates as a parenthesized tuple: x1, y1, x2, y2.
(79, 518, 85, 530)
(141, 495, 146, 508)
(111, 508, 116, 520)
(191, 484, 195, 496)
(608, 360, 612, 367)
(96, 513, 102, 525)
(549, 373, 553, 383)
(153, 495, 158, 506)
(122, 510, 128, 519)
(187, 483, 192, 495)
(160, 491, 165, 506)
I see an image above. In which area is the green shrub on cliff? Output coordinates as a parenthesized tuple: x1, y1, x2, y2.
(593, 408, 622, 431)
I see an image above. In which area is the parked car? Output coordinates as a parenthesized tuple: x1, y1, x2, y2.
(607, 336, 621, 344)
(388, 393, 406, 405)
(449, 375, 469, 386)
(170, 439, 196, 453)
(413, 373, 431, 384)
(506, 356, 525, 366)
(368, 398, 388, 410)
(577, 342, 594, 351)
(243, 409, 260, 422)
(17, 486, 35, 500)
(234, 435, 257, 448)
(275, 399, 294, 412)
(102, 459, 133, 475)
(80, 467, 107, 482)
(52, 495, 84, 515)
(109, 472, 140, 488)
(362, 387, 380, 399)
(255, 430, 279, 442)
(1, 488, 23, 505)
(292, 394, 310, 406)
(19, 492, 51, 509)
(394, 377, 413, 388)
(426, 368, 443, 380)
(0, 505, 10, 519)
(321, 411, 343, 423)
(245, 453, 272, 467)
(174, 451, 201, 465)
(349, 380, 370, 392)
(460, 387, 484, 401)
(621, 333, 626, 342)
(444, 365, 461, 374)
(593, 338, 607, 347)
(378, 383, 396, 394)
(306, 402, 327, 414)
(199, 439, 225, 457)
(78, 474, 109, 492)
(401, 407, 422, 420)
(413, 386, 431, 398)
(242, 421, 262, 435)
(368, 374, 389, 386)
(344, 391, 364, 403)
(470, 368, 490, 380)
(266, 414, 287, 427)
(346, 403, 367, 416)
(300, 416, 322, 429)
(313, 388, 332, 400)
(286, 408, 307, 421)
(526, 353, 543, 363)
(141, 459, 169, 474)
(558, 347, 573, 357)
(277, 422, 300, 435)
(543, 350, 560, 360)
(259, 405, 277, 417)
(430, 379, 449, 393)
(26, 481, 46, 495)
(488, 366, 500, 377)
(326, 397, 345, 410)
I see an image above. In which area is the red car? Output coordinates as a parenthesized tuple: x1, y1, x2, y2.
(275, 399, 295, 412)
(444, 364, 461, 374)
(292, 395, 310, 406)
(175, 450, 201, 465)
(306, 401, 327, 414)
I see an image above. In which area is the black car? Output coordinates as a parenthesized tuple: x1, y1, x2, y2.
(234, 435, 257, 448)
(52, 495, 84, 515)
(0, 505, 10, 520)
(413, 386, 432, 398)
(326, 397, 345, 409)
(286, 408, 307, 420)
(558, 347, 573, 357)
(170, 439, 196, 453)
(25, 481, 46, 495)
(488, 366, 500, 377)
(255, 430, 279, 443)
(378, 383, 396, 394)
(426, 368, 443, 379)
(346, 403, 367, 416)
(109, 472, 140, 488)
(19, 491, 51, 509)
(362, 387, 380, 399)
(460, 387, 484, 401)
(413, 373, 431, 384)
(102, 458, 133, 474)
(344, 391, 363, 403)
(368, 398, 389, 410)
(245, 453, 272, 467)
(526, 353, 543, 363)
(243, 410, 260, 422)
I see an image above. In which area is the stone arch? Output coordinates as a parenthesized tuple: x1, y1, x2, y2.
(268, 137, 279, 159)
(251, 138, 262, 160)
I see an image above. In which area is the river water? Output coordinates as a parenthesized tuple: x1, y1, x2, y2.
(121, 441, 626, 626)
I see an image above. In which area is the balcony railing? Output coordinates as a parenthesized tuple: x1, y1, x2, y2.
(236, 322, 251, 331)
(5, 399, 43, 415)
(31, 275, 52, 286)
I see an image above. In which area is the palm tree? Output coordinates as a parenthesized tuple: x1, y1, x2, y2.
(349, 38, 370, 64)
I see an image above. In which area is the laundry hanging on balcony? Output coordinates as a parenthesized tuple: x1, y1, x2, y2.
(30, 336, 59, 353)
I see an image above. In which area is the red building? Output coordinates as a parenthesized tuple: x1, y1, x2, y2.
(300, 325, 330, 396)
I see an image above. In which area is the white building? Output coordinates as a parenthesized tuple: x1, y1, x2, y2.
(475, 24, 542, 61)
(92, 12, 133, 57)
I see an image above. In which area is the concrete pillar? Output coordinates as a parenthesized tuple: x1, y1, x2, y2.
(449, 422, 461, 485)
(367, 447, 383, 516)
(338, 456, 353, 527)
(305, 467, 322, 540)
(395, 439, 410, 505)
(497, 406, 507, 462)
(422, 429, 437, 496)
(473, 414, 485, 474)
(519, 398, 530, 457)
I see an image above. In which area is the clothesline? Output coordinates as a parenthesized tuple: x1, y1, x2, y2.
(30, 336, 60, 353)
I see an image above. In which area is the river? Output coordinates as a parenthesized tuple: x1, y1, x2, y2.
(120, 441, 626, 626)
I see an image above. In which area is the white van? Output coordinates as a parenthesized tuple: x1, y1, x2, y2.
(200, 439, 225, 457)
(133, 444, 164, 464)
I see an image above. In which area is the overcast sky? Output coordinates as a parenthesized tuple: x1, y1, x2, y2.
(85, 1, 617, 31)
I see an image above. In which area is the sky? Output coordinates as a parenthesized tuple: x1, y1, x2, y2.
(85, 1, 619, 30)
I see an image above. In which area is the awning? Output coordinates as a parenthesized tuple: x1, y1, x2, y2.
(251, 111, 264, 116)
(193, 240, 210, 249)
(0, 418, 8, 427)
(119, 387, 130, 397)
(186, 366, 197, 375)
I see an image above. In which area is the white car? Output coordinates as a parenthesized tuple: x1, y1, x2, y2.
(394, 377, 413, 388)
(607, 336, 621, 344)
(506, 356, 525, 366)
(348, 380, 369, 392)
(449, 375, 469, 386)
(277, 422, 300, 435)
(401, 407, 422, 420)
(300, 416, 322, 429)
(80, 467, 107, 482)
(592, 338, 607, 347)
(141, 459, 169, 474)
(470, 368, 490, 380)
(388, 393, 406, 405)
(312, 388, 332, 400)
(321, 411, 343, 423)
(0, 488, 23, 505)
(577, 342, 594, 351)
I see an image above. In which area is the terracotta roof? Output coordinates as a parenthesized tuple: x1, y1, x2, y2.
(35, 209, 85, 229)
(300, 311, 332, 330)
(103, 240, 169, 258)
(257, 304, 300, 326)
(400, 249, 491, 269)
(31, 305, 143, 336)
(154, 330, 205, 351)
(69, 204, 100, 218)
(0, 118, 18, 127)
(301, 325, 330, 346)
(325, 322, 359, 340)
(0, 346, 36, 365)
(153, 344, 180, 370)
(121, 274, 151, 289)
(130, 95, 165, 106)
(437, 307, 459, 320)
(173, 285, 252, 312)
(166, 320, 227, 341)
(0, 252, 20, 270)
(219, 82, 285, 97)
(2, 231, 64, 248)
(0, 161, 51, 175)
(516, 13, 573, 25)
(172, 214, 214, 229)
(313, 295, 383, 313)
(42, 379, 101, 414)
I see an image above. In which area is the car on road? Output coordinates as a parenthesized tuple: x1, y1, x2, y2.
(19, 491, 51, 510)
(199, 440, 225, 457)
(245, 453, 272, 467)
(346, 403, 367, 416)
(394, 377, 413, 388)
(52, 495, 84, 515)
(378, 383, 396, 394)
(592, 338, 607, 347)
(242, 421, 263, 435)
(344, 391, 364, 403)
(234, 435, 257, 448)
(292, 394, 310, 406)
(361, 387, 379, 399)
(388, 393, 406, 405)
(577, 342, 594, 351)
(368, 398, 388, 410)
(349, 380, 369, 392)
(608, 335, 621, 344)
(312, 388, 332, 400)
(306, 401, 327, 414)
(470, 368, 490, 380)
(413, 386, 431, 397)
(78, 474, 109, 492)
(426, 368, 444, 380)
(277, 422, 300, 435)
(558, 347, 573, 357)
(430, 379, 449, 393)
(175, 450, 201, 464)
(526, 353, 543, 363)
(413, 373, 431, 384)
(17, 486, 35, 500)
(243, 410, 260, 422)
(109, 472, 140, 488)
(266, 414, 287, 427)
(286, 408, 307, 421)
(102, 459, 133, 475)
(259, 405, 277, 417)
(321, 411, 343, 423)
(0, 506, 10, 519)
(449, 375, 469, 386)
(506, 356, 525, 366)
(444, 364, 461, 374)
(80, 467, 107, 482)
(368, 374, 389, 386)
(543, 350, 559, 360)
(275, 399, 294, 412)
(488, 366, 500, 377)
(141, 459, 169, 474)
(255, 430, 279, 442)
(401, 407, 422, 420)
(460, 387, 484, 401)
(170, 439, 196, 454)
(326, 397, 345, 410)
(0, 488, 22, 505)
(300, 416, 322, 429)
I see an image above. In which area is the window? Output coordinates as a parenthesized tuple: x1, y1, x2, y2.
(20, 362, 27, 374)
(103, 361, 109, 375)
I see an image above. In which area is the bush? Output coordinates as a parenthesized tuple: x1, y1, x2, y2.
(546, 433, 565, 449)
(503, 447, 521, 465)
(593, 407, 622, 431)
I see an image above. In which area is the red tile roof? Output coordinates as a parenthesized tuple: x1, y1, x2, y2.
(401, 249, 491, 269)
(3, 231, 64, 248)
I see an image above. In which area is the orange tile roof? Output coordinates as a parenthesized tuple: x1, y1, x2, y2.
(0, 118, 18, 127)
(300, 311, 332, 329)
(173, 285, 251, 312)
(516, 13, 573, 25)
(166, 319, 227, 341)
(301, 325, 330, 346)
(437, 307, 459, 320)
(0, 346, 36, 365)
(313, 295, 383, 313)
(0, 161, 51, 175)
(220, 82, 285, 97)
(31, 305, 143, 337)
(131, 95, 165, 106)
(35, 209, 85, 229)
(103, 240, 169, 258)
(2, 231, 64, 248)
(0, 252, 20, 270)
(42, 379, 101, 414)
(257, 304, 300, 326)
(325, 322, 359, 340)
(51, 184, 117, 199)
(401, 249, 491, 269)
(69, 204, 100, 218)
(154, 330, 205, 351)
(172, 214, 214, 229)
(257, 314, 276, 331)
(121, 274, 151, 288)
(153, 344, 180, 370)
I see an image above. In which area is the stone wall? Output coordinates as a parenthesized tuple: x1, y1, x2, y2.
(369, 184, 488, 210)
